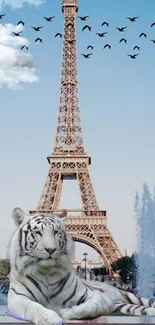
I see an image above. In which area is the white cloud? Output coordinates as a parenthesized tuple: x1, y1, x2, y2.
(0, 23, 39, 89)
(0, 0, 45, 9)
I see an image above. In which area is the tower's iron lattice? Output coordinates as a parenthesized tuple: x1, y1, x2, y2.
(30, 0, 122, 271)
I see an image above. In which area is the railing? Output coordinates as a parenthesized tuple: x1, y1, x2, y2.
(30, 209, 107, 217)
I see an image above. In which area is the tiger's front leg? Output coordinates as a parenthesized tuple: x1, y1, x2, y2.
(60, 292, 112, 320)
(8, 289, 64, 325)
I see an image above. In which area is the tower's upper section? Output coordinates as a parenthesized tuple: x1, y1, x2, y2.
(61, 0, 78, 12)
(53, 0, 85, 156)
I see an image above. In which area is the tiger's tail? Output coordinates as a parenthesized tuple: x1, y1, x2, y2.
(115, 290, 155, 315)
(114, 302, 155, 316)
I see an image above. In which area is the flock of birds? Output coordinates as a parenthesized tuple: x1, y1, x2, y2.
(0, 14, 56, 45)
(0, 13, 155, 59)
(77, 15, 155, 59)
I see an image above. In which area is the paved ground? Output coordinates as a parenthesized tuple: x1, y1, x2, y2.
(1, 296, 155, 324)
(1, 315, 155, 324)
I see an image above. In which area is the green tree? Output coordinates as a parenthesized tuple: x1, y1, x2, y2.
(93, 268, 100, 277)
(0, 259, 10, 276)
(99, 267, 108, 276)
(111, 255, 137, 285)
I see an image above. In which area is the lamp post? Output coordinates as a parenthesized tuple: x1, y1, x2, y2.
(83, 252, 88, 280)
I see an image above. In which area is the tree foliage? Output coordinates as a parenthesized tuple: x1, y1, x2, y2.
(93, 266, 108, 277)
(99, 267, 108, 276)
(0, 259, 10, 276)
(93, 268, 100, 277)
(111, 254, 137, 285)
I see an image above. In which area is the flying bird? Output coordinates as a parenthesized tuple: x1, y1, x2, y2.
(82, 25, 91, 31)
(87, 45, 93, 50)
(31, 26, 43, 31)
(133, 45, 140, 50)
(0, 14, 5, 19)
(66, 22, 74, 27)
(43, 16, 55, 21)
(68, 39, 76, 44)
(139, 32, 147, 38)
(119, 38, 127, 43)
(151, 39, 155, 43)
(21, 45, 28, 50)
(101, 21, 109, 27)
(17, 21, 25, 26)
(96, 32, 107, 37)
(116, 26, 127, 32)
(151, 22, 155, 27)
(55, 33, 62, 38)
(12, 31, 23, 36)
(81, 53, 92, 58)
(127, 16, 138, 22)
(104, 44, 111, 49)
(78, 16, 89, 21)
(128, 54, 139, 59)
(35, 38, 42, 43)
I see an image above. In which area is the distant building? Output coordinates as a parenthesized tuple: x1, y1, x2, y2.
(124, 249, 131, 257)
(72, 259, 104, 270)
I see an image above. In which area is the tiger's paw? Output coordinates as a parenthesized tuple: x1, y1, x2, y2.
(34, 309, 65, 325)
(60, 307, 79, 320)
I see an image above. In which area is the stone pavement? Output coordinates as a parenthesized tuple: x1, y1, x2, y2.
(1, 305, 155, 324)
(1, 315, 155, 324)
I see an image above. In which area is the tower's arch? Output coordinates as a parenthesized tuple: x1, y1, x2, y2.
(73, 236, 110, 271)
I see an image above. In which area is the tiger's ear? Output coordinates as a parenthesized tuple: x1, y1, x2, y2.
(54, 209, 67, 219)
(12, 208, 26, 227)
(54, 209, 67, 227)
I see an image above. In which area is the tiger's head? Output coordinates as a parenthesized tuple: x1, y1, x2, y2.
(8, 208, 73, 276)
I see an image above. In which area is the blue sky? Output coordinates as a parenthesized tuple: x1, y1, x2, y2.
(0, 0, 155, 261)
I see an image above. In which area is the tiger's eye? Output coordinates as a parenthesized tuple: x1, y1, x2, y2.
(35, 231, 42, 236)
(54, 230, 58, 235)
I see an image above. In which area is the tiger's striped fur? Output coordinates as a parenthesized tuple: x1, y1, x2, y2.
(7, 208, 155, 325)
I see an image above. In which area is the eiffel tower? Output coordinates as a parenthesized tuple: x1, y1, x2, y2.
(30, 0, 122, 271)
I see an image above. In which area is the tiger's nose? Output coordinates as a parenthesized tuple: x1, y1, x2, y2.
(45, 248, 56, 255)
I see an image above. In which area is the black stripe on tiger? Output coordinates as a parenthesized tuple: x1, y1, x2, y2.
(48, 278, 64, 287)
(17, 278, 38, 302)
(141, 307, 148, 315)
(11, 287, 33, 300)
(126, 305, 134, 313)
(36, 278, 48, 289)
(50, 273, 71, 299)
(77, 286, 88, 305)
(26, 275, 47, 301)
(137, 296, 153, 307)
(137, 296, 144, 305)
(19, 228, 22, 249)
(121, 291, 133, 304)
(23, 230, 29, 250)
(114, 303, 128, 312)
(133, 305, 142, 312)
(85, 283, 93, 291)
(63, 277, 78, 306)
(149, 299, 153, 307)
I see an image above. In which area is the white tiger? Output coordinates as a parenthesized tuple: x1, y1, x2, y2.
(7, 208, 155, 325)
